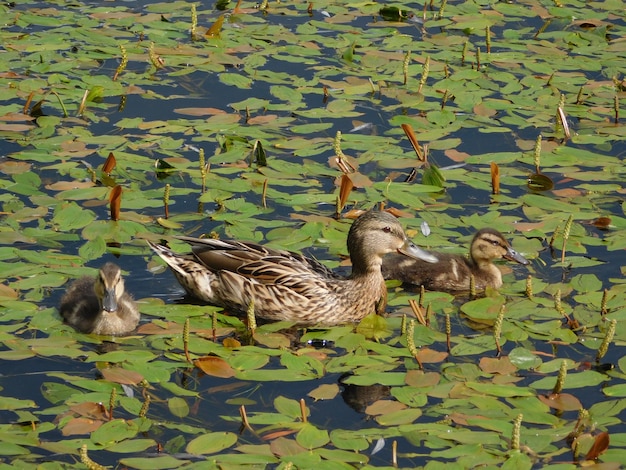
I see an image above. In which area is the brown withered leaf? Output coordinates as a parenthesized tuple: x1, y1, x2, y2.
(591, 217, 611, 230)
(415, 347, 448, 364)
(491, 162, 500, 195)
(194, 356, 235, 378)
(100, 367, 144, 385)
(479, 356, 517, 375)
(109, 185, 122, 221)
(585, 431, 609, 461)
(401, 123, 425, 161)
(338, 174, 354, 210)
(223, 337, 241, 348)
(61, 417, 103, 436)
(102, 152, 116, 175)
(538, 392, 582, 411)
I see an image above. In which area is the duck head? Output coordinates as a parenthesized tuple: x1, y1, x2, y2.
(94, 262, 125, 312)
(347, 211, 437, 274)
(471, 228, 529, 266)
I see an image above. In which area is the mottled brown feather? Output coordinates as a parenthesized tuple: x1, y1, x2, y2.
(148, 210, 436, 325)
(59, 262, 139, 335)
(382, 228, 529, 292)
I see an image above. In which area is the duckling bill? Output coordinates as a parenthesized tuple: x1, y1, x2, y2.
(148, 210, 437, 326)
(382, 228, 529, 292)
(59, 262, 140, 335)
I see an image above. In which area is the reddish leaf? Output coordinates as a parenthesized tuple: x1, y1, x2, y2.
(61, 417, 103, 436)
(365, 400, 406, 416)
(491, 162, 500, 195)
(194, 356, 235, 378)
(338, 174, 353, 210)
(415, 347, 448, 364)
(69, 402, 108, 420)
(346, 171, 373, 188)
(405, 370, 441, 387)
(267, 436, 305, 455)
(591, 217, 611, 229)
(100, 367, 144, 385)
(401, 123, 425, 161)
(479, 356, 517, 375)
(444, 149, 471, 162)
(109, 185, 122, 221)
(585, 431, 609, 460)
(537, 393, 582, 411)
(102, 152, 116, 174)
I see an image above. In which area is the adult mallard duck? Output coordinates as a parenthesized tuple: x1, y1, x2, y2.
(148, 210, 437, 325)
(59, 262, 140, 335)
(382, 228, 529, 292)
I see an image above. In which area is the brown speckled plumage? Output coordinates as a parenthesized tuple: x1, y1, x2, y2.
(383, 228, 529, 292)
(148, 210, 437, 325)
(59, 263, 139, 335)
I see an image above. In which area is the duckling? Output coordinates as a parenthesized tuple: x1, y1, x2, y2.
(148, 210, 438, 325)
(382, 228, 529, 292)
(59, 262, 140, 335)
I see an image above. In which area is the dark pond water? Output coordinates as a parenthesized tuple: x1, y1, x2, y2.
(1, 0, 626, 468)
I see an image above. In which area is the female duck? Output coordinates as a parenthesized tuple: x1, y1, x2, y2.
(382, 228, 529, 292)
(60, 262, 140, 335)
(148, 210, 437, 325)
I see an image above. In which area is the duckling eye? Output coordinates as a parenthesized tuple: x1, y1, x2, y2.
(382, 226, 392, 233)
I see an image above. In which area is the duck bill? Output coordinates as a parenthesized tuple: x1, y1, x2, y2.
(398, 241, 438, 264)
(102, 288, 119, 312)
(504, 247, 529, 265)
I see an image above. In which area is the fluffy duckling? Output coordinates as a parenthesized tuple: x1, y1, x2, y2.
(382, 228, 529, 292)
(59, 262, 140, 335)
(148, 210, 438, 325)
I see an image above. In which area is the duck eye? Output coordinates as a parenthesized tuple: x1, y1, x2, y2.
(382, 226, 392, 233)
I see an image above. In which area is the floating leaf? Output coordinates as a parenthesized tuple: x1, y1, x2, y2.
(537, 393, 582, 411)
(186, 432, 238, 455)
(307, 384, 339, 401)
(527, 173, 554, 191)
(168, 397, 189, 418)
(379, 6, 411, 22)
(100, 368, 144, 385)
(194, 356, 236, 378)
(90, 419, 139, 446)
(61, 417, 103, 436)
(296, 423, 330, 449)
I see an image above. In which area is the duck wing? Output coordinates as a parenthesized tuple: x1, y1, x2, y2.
(177, 236, 338, 280)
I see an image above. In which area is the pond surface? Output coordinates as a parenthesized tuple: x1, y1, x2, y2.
(1, 0, 626, 468)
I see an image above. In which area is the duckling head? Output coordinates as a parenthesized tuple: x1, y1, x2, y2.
(94, 262, 125, 312)
(347, 211, 437, 274)
(471, 228, 529, 267)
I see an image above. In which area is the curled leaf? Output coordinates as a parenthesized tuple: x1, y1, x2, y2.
(527, 173, 553, 191)
(206, 15, 225, 38)
(102, 152, 116, 175)
(109, 185, 122, 221)
(491, 162, 500, 195)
